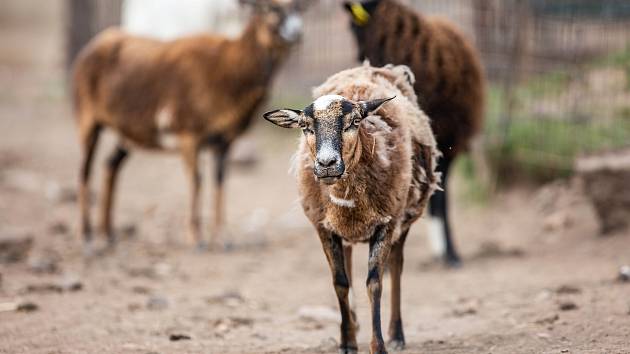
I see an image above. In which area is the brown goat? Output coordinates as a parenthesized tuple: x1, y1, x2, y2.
(264, 64, 439, 354)
(344, 0, 486, 266)
(73, 0, 306, 253)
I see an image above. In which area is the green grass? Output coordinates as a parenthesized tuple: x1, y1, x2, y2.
(479, 68, 630, 186)
(593, 45, 630, 89)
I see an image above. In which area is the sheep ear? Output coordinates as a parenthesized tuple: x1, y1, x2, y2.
(263, 109, 302, 129)
(359, 96, 395, 117)
(239, 0, 269, 9)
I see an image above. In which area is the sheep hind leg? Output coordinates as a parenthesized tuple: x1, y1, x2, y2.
(99, 144, 129, 249)
(78, 123, 102, 257)
(428, 155, 461, 267)
(367, 224, 392, 354)
(319, 230, 358, 354)
(387, 228, 409, 351)
(210, 142, 230, 250)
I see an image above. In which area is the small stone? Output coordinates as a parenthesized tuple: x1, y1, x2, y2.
(452, 307, 477, 317)
(205, 291, 244, 308)
(0, 234, 33, 263)
(28, 251, 61, 274)
(17, 301, 39, 312)
(559, 301, 578, 311)
(556, 285, 581, 295)
(212, 317, 254, 334)
(297, 305, 340, 323)
(169, 334, 191, 341)
(48, 222, 69, 236)
(535, 313, 559, 325)
(61, 276, 83, 292)
(131, 285, 152, 294)
(22, 283, 63, 294)
(617, 265, 630, 283)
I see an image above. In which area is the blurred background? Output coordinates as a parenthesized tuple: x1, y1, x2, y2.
(5, 0, 630, 185)
(0, 1, 629, 353)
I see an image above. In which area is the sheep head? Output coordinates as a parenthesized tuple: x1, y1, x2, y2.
(263, 95, 395, 185)
(240, 0, 310, 44)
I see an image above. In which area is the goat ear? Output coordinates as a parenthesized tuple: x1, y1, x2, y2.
(359, 96, 396, 117)
(263, 109, 302, 129)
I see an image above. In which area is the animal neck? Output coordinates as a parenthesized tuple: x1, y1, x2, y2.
(233, 16, 290, 84)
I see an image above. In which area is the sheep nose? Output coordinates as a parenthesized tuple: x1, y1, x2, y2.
(317, 155, 338, 167)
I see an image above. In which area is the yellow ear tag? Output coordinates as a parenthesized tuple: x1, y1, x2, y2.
(350, 3, 371, 26)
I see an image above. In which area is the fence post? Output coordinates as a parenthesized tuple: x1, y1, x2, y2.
(495, 0, 531, 184)
(65, 0, 122, 72)
(66, 0, 96, 71)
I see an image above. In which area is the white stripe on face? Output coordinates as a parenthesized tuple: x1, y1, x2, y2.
(313, 94, 346, 111)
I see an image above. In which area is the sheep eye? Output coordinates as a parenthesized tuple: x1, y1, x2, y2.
(353, 118, 362, 126)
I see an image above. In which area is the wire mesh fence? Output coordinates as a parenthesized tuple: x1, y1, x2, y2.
(76, 0, 630, 183)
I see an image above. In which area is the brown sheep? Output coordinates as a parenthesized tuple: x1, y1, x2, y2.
(344, 0, 486, 266)
(72, 0, 307, 254)
(264, 63, 439, 353)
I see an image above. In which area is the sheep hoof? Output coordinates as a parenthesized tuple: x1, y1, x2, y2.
(444, 253, 462, 268)
(339, 346, 358, 354)
(387, 339, 405, 351)
(105, 234, 117, 252)
(195, 241, 209, 253)
(207, 240, 235, 253)
(82, 241, 96, 259)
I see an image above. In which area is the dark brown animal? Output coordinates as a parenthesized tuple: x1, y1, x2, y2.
(344, 0, 486, 266)
(264, 64, 439, 354)
(73, 0, 306, 253)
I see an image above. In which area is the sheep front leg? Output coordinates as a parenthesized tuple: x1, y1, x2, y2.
(78, 123, 101, 256)
(181, 138, 203, 249)
(318, 229, 358, 354)
(367, 224, 392, 354)
(387, 228, 409, 350)
(343, 244, 358, 328)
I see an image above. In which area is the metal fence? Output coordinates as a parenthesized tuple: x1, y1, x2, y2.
(76, 0, 630, 181)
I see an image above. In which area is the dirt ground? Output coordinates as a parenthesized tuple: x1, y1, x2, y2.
(1, 24, 630, 354)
